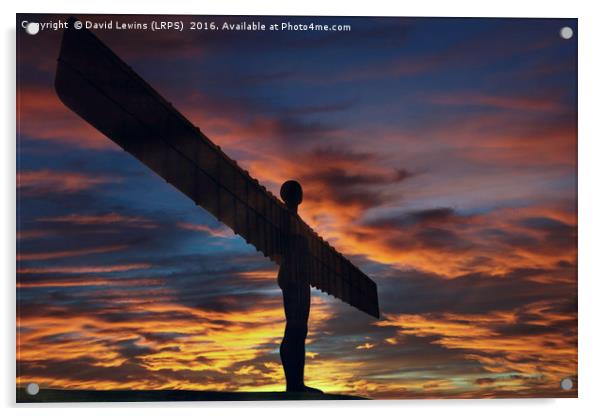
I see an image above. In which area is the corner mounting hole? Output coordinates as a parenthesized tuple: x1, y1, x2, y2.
(559, 26, 573, 40)
(26, 382, 40, 396)
(25, 22, 40, 35)
(560, 377, 573, 391)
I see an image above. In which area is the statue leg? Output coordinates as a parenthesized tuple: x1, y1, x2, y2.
(279, 275, 322, 393)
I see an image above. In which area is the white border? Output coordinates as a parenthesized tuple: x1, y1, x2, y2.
(3, 1, 601, 415)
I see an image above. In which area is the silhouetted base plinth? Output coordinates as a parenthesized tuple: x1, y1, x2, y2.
(17, 388, 367, 402)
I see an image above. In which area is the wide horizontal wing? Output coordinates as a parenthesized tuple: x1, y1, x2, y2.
(54, 17, 379, 318)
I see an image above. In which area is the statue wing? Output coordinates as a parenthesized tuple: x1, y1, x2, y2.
(54, 17, 379, 318)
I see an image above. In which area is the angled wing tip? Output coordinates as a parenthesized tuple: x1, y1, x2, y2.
(54, 16, 80, 104)
(368, 306, 380, 319)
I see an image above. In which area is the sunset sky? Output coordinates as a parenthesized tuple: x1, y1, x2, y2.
(16, 15, 577, 399)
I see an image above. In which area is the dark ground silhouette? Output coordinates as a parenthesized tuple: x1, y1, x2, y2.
(17, 388, 365, 403)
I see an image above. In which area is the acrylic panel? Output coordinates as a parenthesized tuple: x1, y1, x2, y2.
(16, 14, 577, 402)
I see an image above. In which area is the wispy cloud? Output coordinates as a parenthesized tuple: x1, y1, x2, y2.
(17, 244, 128, 261)
(176, 222, 234, 238)
(18, 263, 152, 274)
(18, 170, 117, 194)
(38, 213, 156, 228)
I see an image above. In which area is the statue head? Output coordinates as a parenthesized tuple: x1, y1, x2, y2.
(280, 180, 303, 212)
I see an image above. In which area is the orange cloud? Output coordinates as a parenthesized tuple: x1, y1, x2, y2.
(333, 204, 576, 278)
(236, 270, 278, 282)
(176, 222, 234, 238)
(376, 304, 577, 394)
(37, 213, 156, 228)
(426, 92, 565, 112)
(172, 96, 576, 281)
(17, 86, 116, 149)
(16, 287, 340, 393)
(18, 263, 152, 274)
(17, 244, 128, 261)
(17, 170, 117, 194)
(17, 277, 162, 289)
(356, 342, 375, 350)
(17, 230, 52, 240)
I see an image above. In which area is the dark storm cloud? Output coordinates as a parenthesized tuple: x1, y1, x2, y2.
(373, 266, 576, 316)
(115, 338, 155, 361)
(518, 216, 574, 233)
(358, 207, 474, 254)
(366, 207, 460, 229)
(495, 216, 577, 256)
(295, 147, 414, 211)
(303, 168, 403, 209)
(517, 217, 577, 251)
(413, 227, 468, 251)
(18, 355, 229, 385)
(308, 146, 375, 163)
(140, 332, 188, 343)
(306, 167, 410, 189)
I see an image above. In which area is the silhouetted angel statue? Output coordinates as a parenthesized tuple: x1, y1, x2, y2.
(278, 180, 323, 393)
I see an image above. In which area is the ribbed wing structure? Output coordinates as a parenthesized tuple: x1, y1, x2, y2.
(54, 18, 379, 318)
